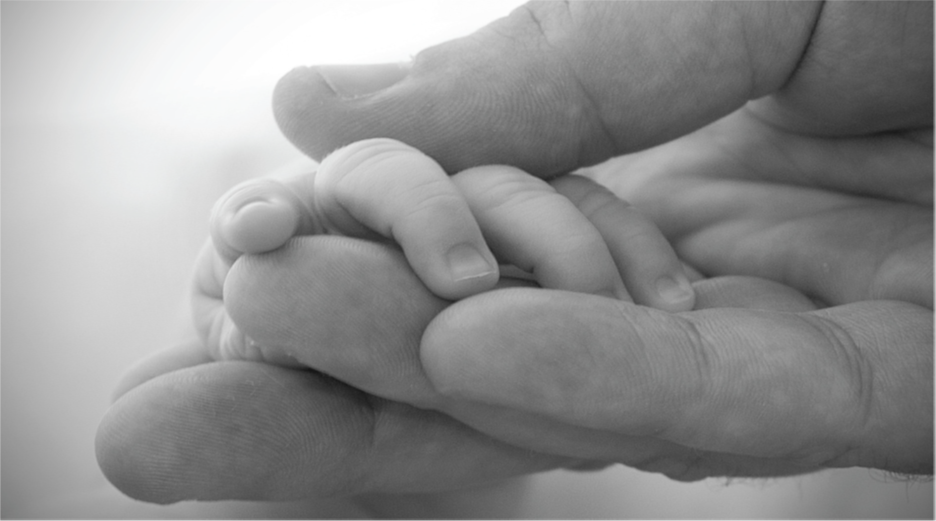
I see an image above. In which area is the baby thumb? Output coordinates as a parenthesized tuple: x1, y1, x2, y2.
(272, 2, 819, 178)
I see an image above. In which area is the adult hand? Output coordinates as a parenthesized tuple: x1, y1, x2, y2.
(96, 240, 829, 503)
(269, 0, 932, 476)
(97, 182, 584, 504)
(419, 109, 932, 479)
(206, 110, 931, 483)
(97, 0, 933, 504)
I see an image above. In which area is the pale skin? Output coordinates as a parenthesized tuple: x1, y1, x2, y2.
(194, 137, 695, 364)
(96, 0, 932, 509)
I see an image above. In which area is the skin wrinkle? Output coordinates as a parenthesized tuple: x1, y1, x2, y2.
(710, 110, 845, 196)
(562, 179, 632, 224)
(869, 211, 932, 306)
(599, 302, 703, 437)
(764, 2, 932, 134)
(454, 170, 619, 280)
(747, 125, 926, 205)
(462, 172, 552, 215)
(414, 23, 576, 177)
(456, 189, 556, 274)
(855, 204, 931, 306)
(291, 172, 325, 235)
(748, 117, 816, 186)
(728, 2, 759, 100)
(395, 190, 468, 239)
(764, 191, 931, 304)
(356, 393, 393, 494)
(820, 303, 933, 472)
(328, 161, 408, 241)
(772, 0, 826, 94)
(678, 313, 716, 416)
(800, 313, 874, 452)
(519, 2, 619, 165)
(328, 147, 398, 236)
(669, 109, 932, 207)
(775, 211, 864, 305)
(676, 312, 789, 455)
(684, 196, 902, 307)
(661, 8, 726, 118)
(676, 217, 778, 289)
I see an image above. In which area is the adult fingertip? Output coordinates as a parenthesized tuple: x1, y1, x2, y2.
(271, 8, 603, 176)
(421, 289, 573, 405)
(273, 65, 410, 160)
(272, 67, 332, 160)
(96, 362, 373, 503)
(96, 385, 202, 504)
(109, 340, 212, 403)
(421, 293, 495, 399)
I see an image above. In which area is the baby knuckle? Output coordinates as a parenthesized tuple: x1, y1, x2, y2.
(402, 188, 468, 222)
(320, 138, 424, 188)
(457, 165, 555, 212)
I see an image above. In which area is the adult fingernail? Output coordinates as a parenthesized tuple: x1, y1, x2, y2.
(655, 274, 694, 307)
(315, 62, 410, 99)
(446, 243, 497, 282)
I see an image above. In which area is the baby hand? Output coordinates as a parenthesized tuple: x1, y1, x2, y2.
(193, 138, 694, 363)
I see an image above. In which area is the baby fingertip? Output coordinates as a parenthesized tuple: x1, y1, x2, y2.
(220, 198, 300, 255)
(436, 242, 500, 299)
(655, 273, 695, 312)
(446, 242, 498, 283)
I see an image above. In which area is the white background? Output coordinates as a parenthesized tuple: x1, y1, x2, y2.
(2, 1, 932, 518)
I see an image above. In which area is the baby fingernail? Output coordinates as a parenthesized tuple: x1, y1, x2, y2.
(656, 274, 694, 306)
(447, 243, 497, 282)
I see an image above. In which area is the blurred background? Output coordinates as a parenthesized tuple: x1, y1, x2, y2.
(1, 1, 932, 518)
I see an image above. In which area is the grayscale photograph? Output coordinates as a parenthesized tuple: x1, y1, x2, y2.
(2, 1, 933, 518)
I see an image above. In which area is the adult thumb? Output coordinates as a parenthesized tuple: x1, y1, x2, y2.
(273, 1, 820, 177)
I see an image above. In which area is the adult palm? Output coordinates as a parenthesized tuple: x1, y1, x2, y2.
(601, 108, 931, 309)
